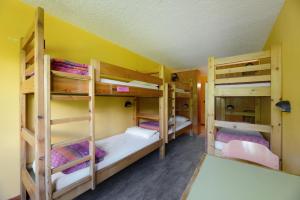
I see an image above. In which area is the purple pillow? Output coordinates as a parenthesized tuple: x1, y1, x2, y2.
(51, 141, 106, 174)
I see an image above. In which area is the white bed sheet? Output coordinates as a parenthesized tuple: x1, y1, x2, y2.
(100, 78, 158, 90)
(168, 120, 192, 135)
(215, 82, 270, 88)
(51, 132, 160, 190)
(215, 141, 226, 151)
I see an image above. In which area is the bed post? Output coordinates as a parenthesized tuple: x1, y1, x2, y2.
(164, 83, 169, 143)
(270, 45, 282, 164)
(89, 60, 97, 189)
(206, 57, 215, 155)
(189, 81, 193, 136)
(34, 7, 46, 200)
(159, 65, 166, 159)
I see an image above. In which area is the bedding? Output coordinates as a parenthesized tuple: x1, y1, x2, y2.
(215, 128, 269, 150)
(33, 130, 160, 190)
(215, 82, 270, 88)
(125, 126, 158, 139)
(169, 115, 189, 124)
(100, 78, 159, 90)
(139, 121, 160, 131)
(51, 59, 89, 75)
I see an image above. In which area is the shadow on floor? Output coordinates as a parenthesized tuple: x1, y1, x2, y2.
(76, 134, 205, 200)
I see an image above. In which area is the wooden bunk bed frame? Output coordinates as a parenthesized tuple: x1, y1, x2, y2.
(20, 7, 166, 200)
(206, 46, 282, 161)
(166, 81, 193, 142)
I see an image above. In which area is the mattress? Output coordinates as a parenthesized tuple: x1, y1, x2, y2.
(168, 120, 192, 134)
(100, 78, 159, 90)
(49, 132, 160, 190)
(215, 82, 270, 88)
(215, 141, 226, 151)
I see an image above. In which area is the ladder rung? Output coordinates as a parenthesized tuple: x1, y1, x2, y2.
(53, 176, 92, 199)
(52, 70, 90, 80)
(21, 128, 35, 147)
(51, 116, 90, 125)
(52, 136, 91, 149)
(25, 48, 34, 64)
(51, 95, 90, 101)
(52, 155, 91, 174)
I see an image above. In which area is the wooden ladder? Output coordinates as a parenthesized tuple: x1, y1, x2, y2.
(44, 56, 96, 200)
(171, 83, 176, 140)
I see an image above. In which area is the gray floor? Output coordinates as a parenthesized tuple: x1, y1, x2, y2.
(76, 134, 205, 200)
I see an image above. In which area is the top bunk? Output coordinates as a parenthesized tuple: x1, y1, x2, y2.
(209, 46, 281, 97)
(170, 81, 193, 98)
(20, 24, 164, 98)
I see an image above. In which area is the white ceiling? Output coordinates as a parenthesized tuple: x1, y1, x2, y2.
(23, 0, 284, 70)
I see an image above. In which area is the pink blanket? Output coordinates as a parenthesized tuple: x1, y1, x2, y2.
(216, 129, 269, 148)
(139, 121, 159, 131)
(51, 59, 89, 75)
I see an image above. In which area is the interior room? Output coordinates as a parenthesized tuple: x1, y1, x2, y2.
(1, 0, 300, 199)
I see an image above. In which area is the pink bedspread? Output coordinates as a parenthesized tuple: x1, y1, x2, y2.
(51, 59, 89, 75)
(216, 130, 269, 148)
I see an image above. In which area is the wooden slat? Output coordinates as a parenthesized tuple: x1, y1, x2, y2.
(52, 176, 92, 199)
(25, 64, 34, 77)
(214, 87, 271, 97)
(215, 75, 271, 84)
(50, 116, 90, 125)
(270, 45, 282, 159)
(89, 61, 96, 190)
(225, 111, 255, 117)
(51, 95, 90, 101)
(21, 128, 35, 147)
(21, 76, 34, 93)
(26, 48, 34, 64)
(100, 62, 163, 85)
(44, 55, 52, 200)
(215, 50, 271, 66)
(159, 65, 165, 159)
(33, 7, 46, 199)
(176, 92, 192, 99)
(136, 113, 159, 121)
(52, 70, 90, 80)
(52, 136, 91, 149)
(175, 81, 191, 91)
(214, 120, 272, 133)
(21, 24, 34, 49)
(21, 168, 36, 200)
(52, 155, 91, 174)
(215, 63, 271, 75)
(206, 57, 215, 155)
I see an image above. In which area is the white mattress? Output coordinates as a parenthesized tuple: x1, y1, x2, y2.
(215, 82, 270, 88)
(168, 120, 192, 135)
(100, 78, 159, 90)
(49, 132, 160, 190)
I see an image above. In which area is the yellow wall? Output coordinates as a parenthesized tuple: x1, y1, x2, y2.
(0, 1, 170, 199)
(264, 0, 300, 175)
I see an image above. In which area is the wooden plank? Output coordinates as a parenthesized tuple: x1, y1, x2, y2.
(214, 120, 272, 133)
(100, 61, 163, 85)
(176, 92, 192, 99)
(25, 64, 34, 77)
(52, 70, 90, 80)
(21, 76, 34, 93)
(159, 65, 165, 159)
(44, 55, 52, 200)
(215, 63, 271, 75)
(225, 111, 255, 117)
(215, 87, 271, 97)
(50, 116, 90, 125)
(33, 7, 45, 200)
(136, 113, 159, 121)
(175, 81, 191, 91)
(89, 61, 96, 190)
(215, 50, 271, 66)
(26, 48, 34, 64)
(51, 95, 90, 101)
(52, 155, 91, 174)
(164, 83, 170, 142)
(215, 75, 271, 84)
(51, 136, 91, 149)
(21, 24, 34, 49)
(20, 49, 27, 200)
(206, 57, 215, 155)
(52, 176, 91, 199)
(21, 128, 35, 147)
(21, 168, 36, 200)
(270, 45, 282, 159)
(255, 97, 261, 124)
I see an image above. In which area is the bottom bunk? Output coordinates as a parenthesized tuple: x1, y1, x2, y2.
(32, 127, 163, 199)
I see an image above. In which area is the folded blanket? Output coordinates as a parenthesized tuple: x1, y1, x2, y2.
(51, 141, 106, 174)
(51, 59, 89, 75)
(139, 121, 159, 131)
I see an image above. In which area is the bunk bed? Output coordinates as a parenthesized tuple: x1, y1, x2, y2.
(206, 46, 282, 169)
(137, 81, 193, 142)
(20, 7, 166, 200)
